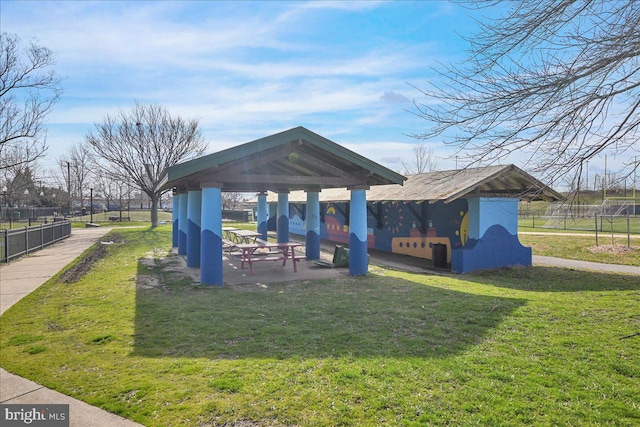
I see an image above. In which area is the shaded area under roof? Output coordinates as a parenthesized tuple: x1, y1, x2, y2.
(261, 164, 564, 203)
(161, 126, 406, 193)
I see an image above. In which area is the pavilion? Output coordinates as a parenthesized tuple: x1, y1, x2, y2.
(160, 126, 407, 285)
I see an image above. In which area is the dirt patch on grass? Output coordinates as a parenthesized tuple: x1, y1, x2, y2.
(587, 244, 640, 254)
(137, 250, 201, 290)
(58, 233, 124, 283)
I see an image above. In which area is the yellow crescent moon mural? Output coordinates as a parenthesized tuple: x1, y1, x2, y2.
(456, 210, 469, 246)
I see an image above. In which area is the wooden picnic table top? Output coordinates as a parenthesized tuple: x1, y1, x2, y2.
(223, 228, 262, 243)
(236, 241, 302, 250)
(232, 229, 261, 236)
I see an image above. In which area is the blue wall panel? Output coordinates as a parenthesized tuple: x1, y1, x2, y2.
(273, 194, 530, 273)
(451, 224, 531, 273)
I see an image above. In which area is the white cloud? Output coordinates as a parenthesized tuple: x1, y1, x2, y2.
(1, 0, 466, 175)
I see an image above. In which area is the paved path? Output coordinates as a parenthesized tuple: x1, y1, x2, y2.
(522, 231, 640, 275)
(533, 255, 640, 275)
(520, 231, 640, 239)
(1, 227, 145, 427)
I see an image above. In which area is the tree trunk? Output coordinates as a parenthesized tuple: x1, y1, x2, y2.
(150, 194, 159, 227)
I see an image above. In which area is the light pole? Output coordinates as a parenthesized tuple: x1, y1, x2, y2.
(67, 161, 71, 217)
(90, 188, 94, 223)
(1, 185, 7, 225)
(585, 160, 589, 192)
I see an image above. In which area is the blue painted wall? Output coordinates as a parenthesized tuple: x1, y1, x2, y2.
(285, 199, 468, 262)
(280, 195, 532, 273)
(468, 197, 518, 238)
(452, 197, 530, 273)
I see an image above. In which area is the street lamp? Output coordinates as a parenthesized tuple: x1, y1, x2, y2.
(1, 186, 7, 206)
(90, 188, 94, 223)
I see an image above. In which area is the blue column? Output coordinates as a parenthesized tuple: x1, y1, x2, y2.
(257, 192, 268, 240)
(349, 188, 368, 275)
(186, 189, 202, 268)
(277, 192, 289, 243)
(305, 191, 320, 259)
(178, 192, 188, 255)
(200, 186, 223, 285)
(172, 191, 179, 248)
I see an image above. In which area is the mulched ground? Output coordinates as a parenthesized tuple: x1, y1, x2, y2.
(58, 233, 124, 283)
(587, 244, 639, 254)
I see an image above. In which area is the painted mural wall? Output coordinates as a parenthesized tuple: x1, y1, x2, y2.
(451, 197, 532, 273)
(283, 199, 469, 263)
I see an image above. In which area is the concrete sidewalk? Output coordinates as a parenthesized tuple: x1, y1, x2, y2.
(533, 255, 640, 275)
(1, 227, 145, 427)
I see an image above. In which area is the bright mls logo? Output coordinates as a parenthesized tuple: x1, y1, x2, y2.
(1, 404, 69, 427)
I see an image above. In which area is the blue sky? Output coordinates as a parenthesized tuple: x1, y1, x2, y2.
(1, 1, 481, 174)
(1, 0, 624, 188)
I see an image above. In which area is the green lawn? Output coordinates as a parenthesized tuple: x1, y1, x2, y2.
(1, 227, 639, 426)
(519, 233, 640, 266)
(0, 210, 173, 230)
(518, 215, 640, 234)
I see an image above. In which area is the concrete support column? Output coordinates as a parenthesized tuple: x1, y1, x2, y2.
(177, 192, 188, 255)
(257, 192, 268, 241)
(200, 185, 223, 286)
(349, 188, 368, 275)
(186, 189, 202, 268)
(305, 191, 320, 259)
(172, 190, 179, 248)
(277, 192, 289, 243)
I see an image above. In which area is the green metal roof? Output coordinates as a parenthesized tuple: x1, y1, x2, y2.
(161, 126, 407, 192)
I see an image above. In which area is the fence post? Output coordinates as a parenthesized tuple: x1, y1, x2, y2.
(24, 226, 29, 255)
(2, 229, 7, 262)
(40, 224, 44, 250)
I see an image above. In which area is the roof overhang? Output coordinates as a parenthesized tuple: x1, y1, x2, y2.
(161, 127, 406, 193)
(257, 164, 564, 204)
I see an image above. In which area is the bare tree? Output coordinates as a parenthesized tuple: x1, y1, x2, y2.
(400, 142, 438, 175)
(0, 33, 61, 169)
(85, 102, 206, 226)
(222, 192, 246, 211)
(412, 0, 640, 190)
(55, 143, 93, 215)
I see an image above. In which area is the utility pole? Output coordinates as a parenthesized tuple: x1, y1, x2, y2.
(67, 161, 71, 216)
(603, 155, 607, 200)
(634, 156, 637, 200)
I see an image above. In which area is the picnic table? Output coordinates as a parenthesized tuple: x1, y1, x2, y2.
(236, 241, 302, 275)
(221, 227, 264, 254)
(225, 228, 262, 244)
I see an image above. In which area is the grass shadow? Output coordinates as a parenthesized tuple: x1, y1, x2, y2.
(464, 266, 640, 292)
(132, 257, 525, 360)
